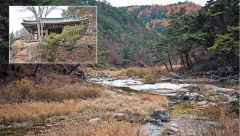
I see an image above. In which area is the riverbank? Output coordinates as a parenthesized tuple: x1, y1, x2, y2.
(0, 66, 239, 135)
(0, 79, 168, 135)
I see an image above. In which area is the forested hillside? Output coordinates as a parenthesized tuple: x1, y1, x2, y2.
(1, 0, 239, 79)
(124, 2, 201, 33)
(144, 0, 239, 76)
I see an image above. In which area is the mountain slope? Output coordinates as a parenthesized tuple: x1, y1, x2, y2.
(124, 2, 201, 33)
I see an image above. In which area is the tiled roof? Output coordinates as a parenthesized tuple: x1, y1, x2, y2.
(22, 16, 89, 25)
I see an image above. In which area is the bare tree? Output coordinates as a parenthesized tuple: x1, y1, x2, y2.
(15, 28, 31, 39)
(21, 6, 57, 42)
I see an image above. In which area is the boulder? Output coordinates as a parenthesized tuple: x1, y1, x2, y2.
(151, 109, 170, 122)
(227, 75, 239, 84)
(230, 92, 240, 98)
(151, 119, 163, 126)
(228, 79, 239, 85)
(181, 94, 189, 100)
(210, 74, 219, 80)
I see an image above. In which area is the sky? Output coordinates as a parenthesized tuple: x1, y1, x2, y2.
(9, 6, 68, 34)
(104, 0, 208, 7)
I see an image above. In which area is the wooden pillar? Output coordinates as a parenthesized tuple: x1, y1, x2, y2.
(46, 25, 48, 37)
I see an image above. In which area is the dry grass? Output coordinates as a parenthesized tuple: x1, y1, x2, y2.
(0, 100, 85, 123)
(0, 77, 106, 104)
(110, 66, 171, 80)
(0, 92, 168, 126)
(32, 120, 148, 136)
(177, 101, 240, 136)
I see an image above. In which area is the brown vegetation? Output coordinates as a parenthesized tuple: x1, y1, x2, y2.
(0, 77, 105, 104)
(110, 66, 181, 81)
(29, 120, 148, 136)
(0, 76, 168, 135)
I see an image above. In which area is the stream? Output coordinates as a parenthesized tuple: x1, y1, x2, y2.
(89, 78, 193, 135)
(88, 77, 239, 136)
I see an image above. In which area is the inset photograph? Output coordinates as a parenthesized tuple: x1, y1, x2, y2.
(9, 6, 97, 64)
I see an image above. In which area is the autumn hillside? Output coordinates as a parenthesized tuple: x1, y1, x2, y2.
(124, 1, 201, 33)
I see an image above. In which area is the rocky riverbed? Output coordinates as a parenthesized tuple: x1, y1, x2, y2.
(87, 76, 239, 135)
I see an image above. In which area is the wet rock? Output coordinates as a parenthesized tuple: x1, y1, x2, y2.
(151, 119, 163, 126)
(228, 79, 239, 85)
(151, 109, 170, 122)
(197, 101, 216, 107)
(88, 118, 101, 123)
(227, 74, 239, 84)
(210, 74, 219, 80)
(107, 78, 117, 81)
(230, 92, 240, 98)
(228, 75, 239, 80)
(181, 92, 203, 101)
(181, 94, 189, 100)
(160, 78, 172, 82)
(179, 88, 188, 92)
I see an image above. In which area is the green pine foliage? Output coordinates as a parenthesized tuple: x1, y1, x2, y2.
(38, 22, 88, 61)
(208, 25, 239, 55)
(147, 0, 239, 71)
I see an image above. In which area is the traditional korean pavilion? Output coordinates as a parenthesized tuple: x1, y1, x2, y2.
(21, 16, 89, 40)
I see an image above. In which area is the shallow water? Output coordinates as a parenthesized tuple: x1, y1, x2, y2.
(90, 77, 238, 135)
(94, 78, 193, 136)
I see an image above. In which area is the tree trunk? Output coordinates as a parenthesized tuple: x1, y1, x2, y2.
(194, 57, 199, 65)
(32, 64, 39, 77)
(163, 63, 169, 70)
(184, 53, 191, 70)
(4, 64, 7, 76)
(167, 52, 173, 71)
(41, 22, 44, 41)
(180, 54, 186, 71)
(68, 64, 80, 75)
(37, 23, 41, 42)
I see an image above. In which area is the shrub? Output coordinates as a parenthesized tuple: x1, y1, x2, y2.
(2, 77, 37, 103)
(1, 78, 105, 104)
(143, 73, 155, 83)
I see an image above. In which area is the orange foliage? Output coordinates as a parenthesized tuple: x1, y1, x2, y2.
(161, 19, 169, 27)
(127, 2, 201, 29)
